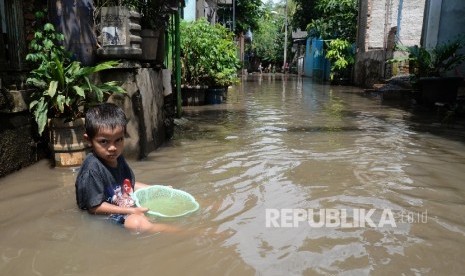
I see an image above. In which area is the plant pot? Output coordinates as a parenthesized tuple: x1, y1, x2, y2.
(417, 77, 462, 105)
(140, 29, 160, 61)
(181, 86, 207, 106)
(205, 87, 227, 104)
(49, 118, 89, 167)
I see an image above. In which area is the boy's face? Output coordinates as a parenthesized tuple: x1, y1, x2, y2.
(85, 126, 125, 167)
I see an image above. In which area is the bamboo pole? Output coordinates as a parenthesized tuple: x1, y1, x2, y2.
(175, 6, 182, 117)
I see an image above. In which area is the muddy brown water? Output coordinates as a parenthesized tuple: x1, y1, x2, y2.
(1, 74, 465, 275)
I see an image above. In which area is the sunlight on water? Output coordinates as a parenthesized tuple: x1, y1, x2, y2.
(1, 75, 465, 275)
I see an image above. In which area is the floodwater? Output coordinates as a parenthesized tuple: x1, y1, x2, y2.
(1, 74, 465, 275)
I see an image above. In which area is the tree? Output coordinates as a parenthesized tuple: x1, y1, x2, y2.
(247, 1, 290, 68)
(235, 0, 262, 36)
(305, 0, 358, 80)
(307, 0, 357, 42)
(252, 3, 285, 66)
(325, 38, 355, 80)
(292, 0, 318, 31)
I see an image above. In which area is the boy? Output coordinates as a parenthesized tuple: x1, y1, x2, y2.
(75, 103, 176, 233)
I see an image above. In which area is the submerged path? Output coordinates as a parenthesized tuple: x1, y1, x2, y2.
(1, 74, 465, 275)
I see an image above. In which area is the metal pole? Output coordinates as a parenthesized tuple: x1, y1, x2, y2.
(175, 6, 182, 117)
(232, 0, 235, 32)
(283, 0, 288, 72)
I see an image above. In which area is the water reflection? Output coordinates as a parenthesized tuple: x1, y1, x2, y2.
(1, 75, 465, 275)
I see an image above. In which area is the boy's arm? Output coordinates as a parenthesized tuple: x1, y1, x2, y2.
(134, 182, 172, 190)
(89, 202, 148, 215)
(134, 181, 150, 190)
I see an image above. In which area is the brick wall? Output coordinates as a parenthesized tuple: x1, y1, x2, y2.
(354, 0, 425, 87)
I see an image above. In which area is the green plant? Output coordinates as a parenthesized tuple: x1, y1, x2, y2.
(306, 0, 357, 41)
(389, 38, 465, 81)
(252, 4, 285, 65)
(234, 0, 262, 36)
(26, 14, 125, 136)
(180, 19, 240, 87)
(325, 38, 354, 80)
(303, 0, 357, 82)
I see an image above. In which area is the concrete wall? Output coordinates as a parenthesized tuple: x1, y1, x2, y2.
(398, 0, 425, 46)
(102, 65, 169, 160)
(354, 50, 385, 88)
(354, 0, 425, 87)
(0, 89, 46, 178)
(196, 0, 205, 19)
(48, 0, 96, 66)
(423, 0, 465, 76)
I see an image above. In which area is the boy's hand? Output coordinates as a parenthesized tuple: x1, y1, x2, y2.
(131, 207, 149, 215)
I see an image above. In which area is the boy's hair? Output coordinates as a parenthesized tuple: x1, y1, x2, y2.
(85, 103, 128, 139)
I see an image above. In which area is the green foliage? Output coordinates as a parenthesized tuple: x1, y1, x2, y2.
(307, 0, 357, 42)
(252, 4, 285, 65)
(138, 0, 168, 29)
(291, 0, 318, 30)
(389, 38, 465, 82)
(235, 0, 262, 35)
(26, 12, 69, 64)
(26, 18, 125, 136)
(180, 19, 240, 87)
(325, 38, 354, 80)
(299, 0, 357, 80)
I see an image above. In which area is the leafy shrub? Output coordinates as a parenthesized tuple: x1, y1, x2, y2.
(26, 12, 125, 135)
(180, 19, 240, 87)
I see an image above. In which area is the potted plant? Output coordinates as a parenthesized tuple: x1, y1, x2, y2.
(137, 0, 170, 63)
(389, 38, 465, 105)
(180, 19, 240, 105)
(26, 13, 125, 166)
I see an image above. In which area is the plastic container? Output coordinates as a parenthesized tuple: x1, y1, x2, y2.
(132, 185, 199, 218)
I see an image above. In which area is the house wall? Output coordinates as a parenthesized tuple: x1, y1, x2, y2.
(354, 50, 385, 88)
(0, 89, 46, 178)
(354, 0, 425, 87)
(423, 0, 465, 76)
(183, 0, 197, 21)
(303, 38, 331, 81)
(398, 0, 425, 46)
(196, 0, 206, 19)
(94, 65, 170, 160)
(304, 38, 313, 77)
(48, 0, 96, 66)
(0, 0, 47, 178)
